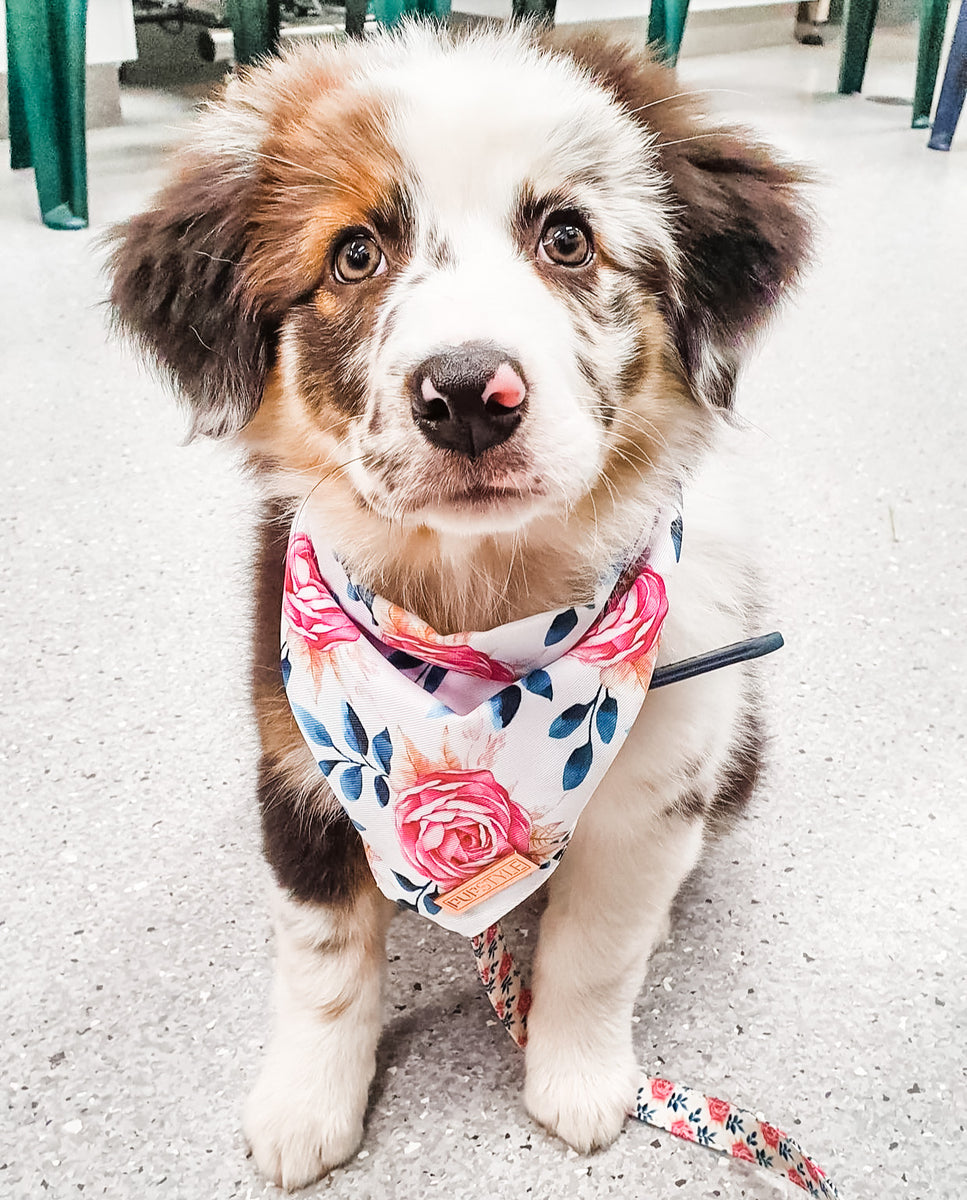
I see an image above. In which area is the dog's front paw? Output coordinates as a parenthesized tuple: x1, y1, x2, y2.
(524, 1042, 638, 1153)
(243, 1039, 366, 1190)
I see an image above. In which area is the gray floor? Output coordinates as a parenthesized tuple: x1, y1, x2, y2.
(2, 26, 965, 1200)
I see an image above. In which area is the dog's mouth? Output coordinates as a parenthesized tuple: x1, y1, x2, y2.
(348, 445, 556, 533)
(441, 482, 540, 506)
(399, 475, 552, 528)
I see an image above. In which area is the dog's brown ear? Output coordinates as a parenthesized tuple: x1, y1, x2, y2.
(107, 91, 281, 438)
(656, 122, 813, 408)
(548, 33, 814, 408)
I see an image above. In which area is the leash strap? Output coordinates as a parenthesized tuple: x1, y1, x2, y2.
(471, 923, 841, 1199)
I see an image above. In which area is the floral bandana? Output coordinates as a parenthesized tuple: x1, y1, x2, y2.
(281, 499, 682, 936)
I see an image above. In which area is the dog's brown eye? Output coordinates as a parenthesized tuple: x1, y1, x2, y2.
(333, 232, 386, 283)
(539, 217, 593, 267)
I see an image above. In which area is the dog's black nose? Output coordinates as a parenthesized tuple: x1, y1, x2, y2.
(409, 342, 526, 458)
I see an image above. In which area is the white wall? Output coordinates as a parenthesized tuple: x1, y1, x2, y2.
(0, 0, 137, 73)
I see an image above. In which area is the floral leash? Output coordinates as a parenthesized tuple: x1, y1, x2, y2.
(471, 923, 841, 1198)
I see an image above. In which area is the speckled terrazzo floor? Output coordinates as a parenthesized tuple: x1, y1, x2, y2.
(2, 24, 965, 1200)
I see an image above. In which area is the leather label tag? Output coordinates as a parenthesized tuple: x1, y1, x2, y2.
(436, 853, 538, 914)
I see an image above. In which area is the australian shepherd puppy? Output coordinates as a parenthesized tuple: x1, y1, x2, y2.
(110, 22, 811, 1190)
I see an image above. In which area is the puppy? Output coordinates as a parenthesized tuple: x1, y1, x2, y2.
(110, 23, 811, 1190)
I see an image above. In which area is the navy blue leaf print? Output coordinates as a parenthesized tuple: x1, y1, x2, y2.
(340, 764, 363, 801)
(318, 759, 339, 776)
(489, 685, 522, 729)
(346, 579, 375, 610)
(549, 700, 594, 738)
(671, 514, 683, 561)
(596, 695, 618, 744)
(388, 649, 422, 669)
(563, 741, 593, 790)
(521, 669, 553, 700)
(280, 653, 291, 688)
(291, 702, 333, 748)
(372, 728, 393, 773)
(544, 607, 579, 646)
(342, 702, 368, 756)
(424, 665, 447, 694)
(374, 775, 390, 807)
(422, 891, 442, 915)
(350, 819, 367, 832)
(393, 871, 421, 893)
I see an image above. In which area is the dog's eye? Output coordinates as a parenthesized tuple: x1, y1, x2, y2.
(539, 216, 593, 267)
(333, 232, 386, 284)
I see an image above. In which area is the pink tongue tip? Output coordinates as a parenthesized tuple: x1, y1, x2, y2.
(482, 363, 526, 409)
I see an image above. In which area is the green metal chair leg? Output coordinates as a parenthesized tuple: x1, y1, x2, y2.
(5, 0, 89, 230)
(648, 0, 690, 64)
(345, 0, 368, 36)
(5, 32, 33, 171)
(838, 0, 879, 93)
(511, 0, 557, 24)
(225, 0, 280, 65)
(912, 0, 951, 125)
(648, 0, 667, 50)
(372, 0, 451, 24)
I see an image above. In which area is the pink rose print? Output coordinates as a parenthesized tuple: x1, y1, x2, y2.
(394, 769, 531, 889)
(650, 1078, 675, 1102)
(707, 1097, 730, 1124)
(670, 1119, 695, 1142)
(381, 610, 515, 683)
(498, 952, 513, 983)
(517, 988, 532, 1017)
(731, 1141, 755, 1162)
(284, 533, 360, 652)
(571, 568, 667, 667)
(788, 1168, 807, 1190)
(761, 1122, 781, 1149)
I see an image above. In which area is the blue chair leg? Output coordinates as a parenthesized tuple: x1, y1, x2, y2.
(928, 0, 967, 148)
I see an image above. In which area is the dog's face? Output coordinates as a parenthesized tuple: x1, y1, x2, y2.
(111, 25, 810, 552)
(261, 36, 682, 536)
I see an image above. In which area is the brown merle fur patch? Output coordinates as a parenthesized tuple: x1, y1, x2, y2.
(251, 501, 370, 906)
(545, 30, 813, 409)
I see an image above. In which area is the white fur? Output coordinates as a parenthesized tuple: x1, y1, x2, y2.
(244, 887, 395, 1189)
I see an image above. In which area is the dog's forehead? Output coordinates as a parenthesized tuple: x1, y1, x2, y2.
(349, 36, 671, 253)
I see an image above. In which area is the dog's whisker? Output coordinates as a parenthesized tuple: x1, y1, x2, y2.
(625, 87, 753, 118)
(602, 409, 673, 455)
(654, 131, 739, 150)
(246, 150, 368, 197)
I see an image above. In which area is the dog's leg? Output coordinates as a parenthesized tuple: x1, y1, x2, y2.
(244, 791, 395, 1190)
(523, 793, 704, 1153)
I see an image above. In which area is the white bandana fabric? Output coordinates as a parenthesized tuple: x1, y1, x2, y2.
(281, 502, 682, 936)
